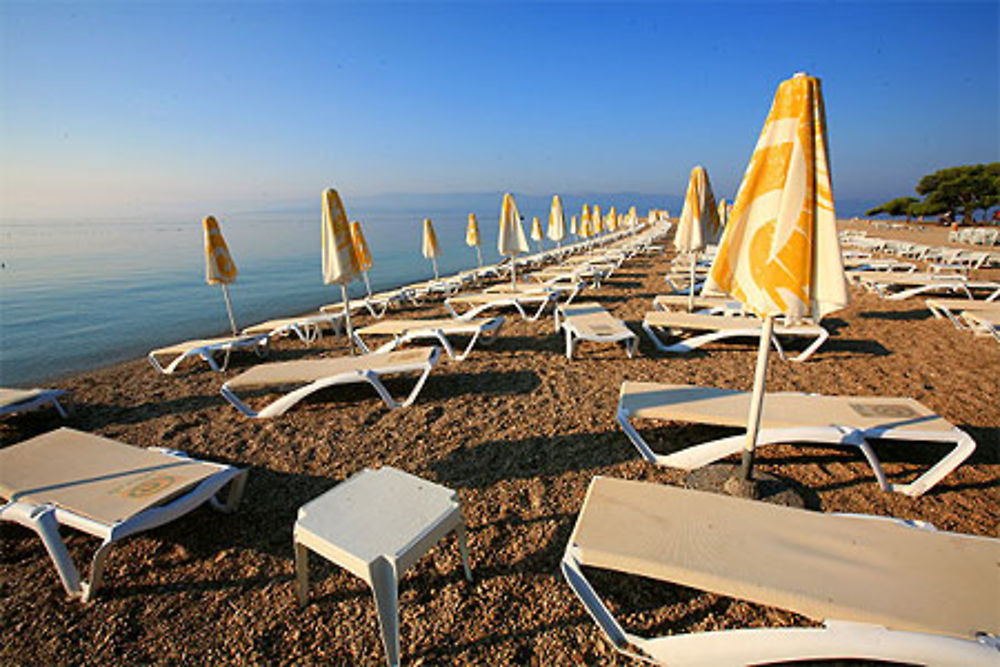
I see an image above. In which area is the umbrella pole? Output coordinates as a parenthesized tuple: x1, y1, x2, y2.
(510, 257, 517, 289)
(221, 284, 238, 336)
(432, 257, 439, 281)
(687, 253, 697, 311)
(363, 271, 373, 299)
(476, 246, 482, 268)
(740, 315, 775, 481)
(341, 283, 355, 355)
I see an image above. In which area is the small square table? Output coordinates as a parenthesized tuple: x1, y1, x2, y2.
(294, 467, 472, 666)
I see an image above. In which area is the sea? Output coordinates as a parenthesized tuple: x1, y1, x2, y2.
(0, 191, 685, 385)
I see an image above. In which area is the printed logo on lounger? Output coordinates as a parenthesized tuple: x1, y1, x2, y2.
(849, 403, 920, 419)
(122, 475, 176, 498)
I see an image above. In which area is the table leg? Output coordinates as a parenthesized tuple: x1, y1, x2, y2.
(455, 522, 473, 582)
(294, 542, 310, 607)
(368, 556, 400, 667)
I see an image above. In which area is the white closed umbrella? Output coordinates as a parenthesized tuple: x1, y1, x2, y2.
(548, 195, 566, 248)
(422, 218, 441, 280)
(322, 188, 361, 351)
(498, 192, 529, 288)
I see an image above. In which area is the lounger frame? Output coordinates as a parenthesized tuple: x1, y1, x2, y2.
(148, 334, 270, 374)
(617, 390, 975, 498)
(0, 389, 68, 418)
(352, 317, 504, 361)
(642, 316, 829, 362)
(220, 348, 440, 418)
(555, 305, 637, 360)
(0, 451, 247, 602)
(445, 291, 559, 321)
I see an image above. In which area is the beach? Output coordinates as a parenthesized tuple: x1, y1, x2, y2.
(1, 221, 998, 665)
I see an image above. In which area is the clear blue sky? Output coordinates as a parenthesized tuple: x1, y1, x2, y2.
(2, 1, 997, 220)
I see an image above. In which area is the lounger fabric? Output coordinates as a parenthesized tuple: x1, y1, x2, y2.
(148, 333, 269, 373)
(224, 348, 436, 390)
(556, 302, 636, 359)
(567, 477, 999, 645)
(353, 316, 503, 360)
(0, 429, 223, 525)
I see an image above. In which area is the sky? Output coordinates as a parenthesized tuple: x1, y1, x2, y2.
(1, 1, 997, 220)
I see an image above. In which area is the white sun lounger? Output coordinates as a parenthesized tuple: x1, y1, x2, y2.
(962, 311, 1000, 342)
(562, 477, 1000, 666)
(555, 302, 637, 360)
(925, 297, 1000, 329)
(445, 290, 559, 321)
(220, 347, 440, 418)
(0, 387, 68, 418)
(652, 294, 745, 314)
(484, 279, 584, 305)
(642, 311, 829, 362)
(352, 316, 504, 361)
(242, 312, 345, 344)
(0, 427, 247, 602)
(148, 333, 270, 374)
(616, 381, 976, 497)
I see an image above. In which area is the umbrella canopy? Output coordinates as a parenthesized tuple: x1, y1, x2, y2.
(626, 206, 638, 227)
(466, 213, 483, 267)
(706, 73, 847, 322)
(203, 216, 239, 335)
(422, 218, 442, 279)
(498, 193, 529, 286)
(570, 214, 578, 236)
(322, 188, 361, 350)
(530, 216, 544, 242)
(579, 204, 590, 239)
(704, 72, 848, 481)
(674, 165, 721, 252)
(717, 198, 729, 230)
(350, 221, 373, 272)
(592, 205, 602, 236)
(548, 195, 566, 244)
(322, 188, 360, 285)
(607, 206, 618, 232)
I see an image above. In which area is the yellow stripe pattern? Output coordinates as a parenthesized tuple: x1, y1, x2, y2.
(203, 216, 238, 285)
(350, 220, 373, 271)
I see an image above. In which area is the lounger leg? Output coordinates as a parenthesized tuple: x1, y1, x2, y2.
(353, 331, 375, 354)
(294, 541, 310, 607)
(210, 469, 249, 513)
(430, 330, 457, 360)
(565, 328, 575, 360)
(368, 556, 400, 667)
(877, 429, 977, 497)
(454, 522, 473, 582)
(456, 328, 482, 361)
(789, 328, 829, 362)
(51, 397, 69, 418)
(81, 538, 115, 602)
(2, 503, 85, 598)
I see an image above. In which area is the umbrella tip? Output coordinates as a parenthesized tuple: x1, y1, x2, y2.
(793, 71, 808, 78)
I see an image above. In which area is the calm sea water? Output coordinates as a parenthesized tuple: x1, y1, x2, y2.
(0, 192, 676, 385)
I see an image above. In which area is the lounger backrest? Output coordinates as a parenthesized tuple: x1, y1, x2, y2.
(224, 348, 436, 389)
(0, 428, 223, 525)
(620, 382, 954, 433)
(571, 477, 1000, 639)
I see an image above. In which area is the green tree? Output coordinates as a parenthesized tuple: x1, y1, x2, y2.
(866, 196, 920, 221)
(915, 163, 1000, 222)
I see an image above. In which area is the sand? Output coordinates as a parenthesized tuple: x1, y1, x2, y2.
(2, 224, 998, 665)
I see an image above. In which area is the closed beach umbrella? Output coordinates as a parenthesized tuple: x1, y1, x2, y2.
(466, 213, 483, 267)
(592, 204, 602, 237)
(717, 198, 729, 230)
(570, 214, 578, 237)
(422, 218, 442, 280)
(530, 216, 544, 251)
(579, 204, 590, 239)
(322, 188, 361, 349)
(203, 215, 240, 335)
(350, 220, 374, 298)
(705, 72, 849, 482)
(607, 206, 617, 232)
(675, 165, 722, 309)
(548, 195, 566, 248)
(498, 192, 529, 287)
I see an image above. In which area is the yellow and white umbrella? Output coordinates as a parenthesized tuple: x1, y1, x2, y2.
(466, 213, 483, 267)
(422, 218, 442, 280)
(578, 204, 590, 240)
(717, 198, 729, 230)
(705, 72, 848, 481)
(607, 206, 617, 233)
(548, 195, 566, 248)
(350, 220, 374, 298)
(203, 215, 240, 335)
(570, 214, 578, 237)
(591, 204, 602, 237)
(530, 215, 544, 251)
(498, 192, 529, 288)
(322, 188, 361, 349)
(675, 165, 722, 309)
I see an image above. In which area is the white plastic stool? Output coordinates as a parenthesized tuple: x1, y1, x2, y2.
(294, 467, 472, 666)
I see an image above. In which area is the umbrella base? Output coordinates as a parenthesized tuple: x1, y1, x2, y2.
(684, 463, 817, 509)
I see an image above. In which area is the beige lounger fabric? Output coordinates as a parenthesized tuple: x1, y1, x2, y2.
(559, 303, 630, 339)
(0, 388, 52, 409)
(0, 428, 221, 525)
(225, 348, 436, 390)
(620, 382, 951, 432)
(652, 295, 741, 311)
(150, 335, 260, 356)
(571, 477, 1000, 639)
(356, 318, 491, 335)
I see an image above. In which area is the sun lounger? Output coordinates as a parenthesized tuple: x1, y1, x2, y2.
(484, 280, 584, 305)
(0, 387, 68, 418)
(242, 312, 344, 344)
(352, 316, 504, 361)
(445, 290, 559, 321)
(220, 347, 440, 418)
(562, 477, 1000, 666)
(652, 294, 745, 314)
(925, 297, 1000, 329)
(0, 427, 247, 601)
(962, 311, 1000, 342)
(148, 333, 270, 374)
(642, 311, 829, 362)
(555, 302, 637, 360)
(616, 381, 976, 497)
